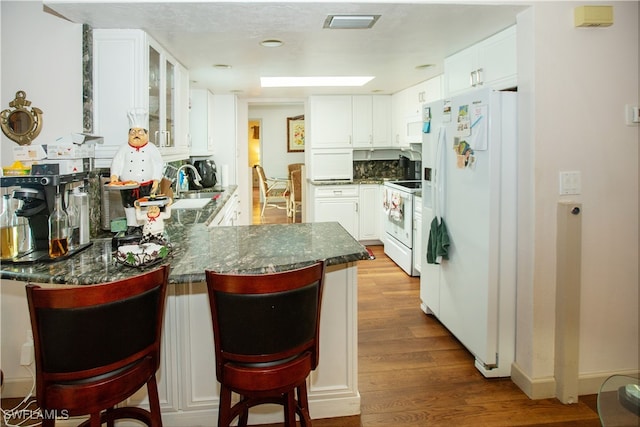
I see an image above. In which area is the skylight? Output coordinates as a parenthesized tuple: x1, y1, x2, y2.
(323, 15, 381, 29)
(260, 76, 375, 88)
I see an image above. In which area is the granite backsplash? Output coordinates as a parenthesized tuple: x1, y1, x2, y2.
(353, 160, 402, 180)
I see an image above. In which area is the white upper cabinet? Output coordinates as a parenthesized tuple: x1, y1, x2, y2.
(309, 96, 353, 148)
(391, 76, 443, 147)
(311, 95, 391, 150)
(92, 29, 189, 167)
(352, 95, 392, 149)
(444, 25, 517, 97)
(189, 89, 215, 156)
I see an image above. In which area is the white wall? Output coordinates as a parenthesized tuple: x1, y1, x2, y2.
(514, 1, 639, 397)
(248, 103, 305, 178)
(0, 1, 83, 166)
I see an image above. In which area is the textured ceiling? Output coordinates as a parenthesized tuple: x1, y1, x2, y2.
(44, 1, 528, 98)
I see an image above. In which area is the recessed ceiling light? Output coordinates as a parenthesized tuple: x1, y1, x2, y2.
(261, 76, 375, 88)
(323, 15, 380, 29)
(260, 39, 283, 47)
(415, 64, 434, 70)
(213, 64, 232, 69)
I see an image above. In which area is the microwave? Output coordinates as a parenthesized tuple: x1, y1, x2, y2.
(310, 149, 353, 181)
(405, 114, 423, 144)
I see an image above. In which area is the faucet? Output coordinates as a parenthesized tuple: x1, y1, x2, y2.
(175, 164, 203, 198)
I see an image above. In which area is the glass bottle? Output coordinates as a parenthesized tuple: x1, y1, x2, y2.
(66, 189, 80, 250)
(0, 194, 18, 259)
(49, 192, 69, 258)
(14, 199, 32, 256)
(74, 187, 90, 245)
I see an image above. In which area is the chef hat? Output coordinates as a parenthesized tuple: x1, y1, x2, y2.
(127, 108, 149, 130)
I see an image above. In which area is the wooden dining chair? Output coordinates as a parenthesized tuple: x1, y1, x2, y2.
(289, 169, 303, 222)
(254, 164, 289, 218)
(287, 163, 304, 219)
(205, 261, 326, 427)
(25, 265, 170, 427)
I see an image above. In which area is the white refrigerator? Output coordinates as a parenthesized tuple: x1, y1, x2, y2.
(420, 87, 517, 377)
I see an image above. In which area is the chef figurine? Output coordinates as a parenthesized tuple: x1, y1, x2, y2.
(134, 200, 172, 244)
(110, 108, 164, 235)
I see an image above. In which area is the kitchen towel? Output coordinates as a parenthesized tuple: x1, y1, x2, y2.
(427, 216, 450, 264)
(388, 191, 403, 222)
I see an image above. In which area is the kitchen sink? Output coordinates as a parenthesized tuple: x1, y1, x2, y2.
(180, 191, 223, 200)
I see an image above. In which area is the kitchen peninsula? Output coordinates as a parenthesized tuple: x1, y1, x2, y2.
(0, 186, 369, 425)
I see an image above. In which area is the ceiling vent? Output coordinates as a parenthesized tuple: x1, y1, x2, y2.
(323, 15, 380, 29)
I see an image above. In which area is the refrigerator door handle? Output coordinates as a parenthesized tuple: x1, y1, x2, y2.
(434, 127, 446, 218)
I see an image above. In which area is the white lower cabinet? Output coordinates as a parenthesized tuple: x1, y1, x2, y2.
(128, 262, 360, 426)
(313, 184, 382, 242)
(358, 184, 381, 242)
(208, 189, 239, 227)
(128, 285, 180, 413)
(313, 185, 359, 239)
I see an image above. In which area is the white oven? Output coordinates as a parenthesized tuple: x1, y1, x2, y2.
(383, 180, 421, 276)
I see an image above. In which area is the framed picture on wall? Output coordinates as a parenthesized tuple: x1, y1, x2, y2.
(287, 115, 305, 152)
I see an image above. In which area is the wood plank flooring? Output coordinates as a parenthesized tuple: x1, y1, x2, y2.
(0, 192, 602, 427)
(254, 192, 601, 427)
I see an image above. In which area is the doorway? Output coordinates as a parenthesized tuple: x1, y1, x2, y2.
(248, 119, 261, 188)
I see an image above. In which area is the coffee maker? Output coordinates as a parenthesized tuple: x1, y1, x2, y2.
(0, 171, 92, 263)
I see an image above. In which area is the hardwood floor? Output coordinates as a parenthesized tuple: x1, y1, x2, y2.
(252, 191, 601, 427)
(252, 187, 299, 225)
(0, 194, 601, 427)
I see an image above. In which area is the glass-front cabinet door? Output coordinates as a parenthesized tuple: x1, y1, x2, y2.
(148, 41, 177, 151)
(92, 29, 188, 166)
(148, 45, 161, 147)
(164, 59, 175, 149)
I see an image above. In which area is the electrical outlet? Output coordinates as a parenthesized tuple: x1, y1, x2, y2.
(20, 328, 34, 366)
(20, 341, 34, 366)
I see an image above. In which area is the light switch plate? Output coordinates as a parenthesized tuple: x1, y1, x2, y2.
(559, 171, 581, 195)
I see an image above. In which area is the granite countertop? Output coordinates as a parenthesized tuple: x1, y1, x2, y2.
(309, 178, 394, 185)
(0, 186, 369, 285)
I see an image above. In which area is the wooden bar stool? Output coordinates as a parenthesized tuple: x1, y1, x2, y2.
(205, 261, 326, 427)
(25, 265, 170, 427)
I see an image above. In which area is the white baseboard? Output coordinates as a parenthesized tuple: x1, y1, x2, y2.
(510, 362, 557, 399)
(511, 362, 640, 400)
(1, 379, 360, 427)
(1, 377, 35, 399)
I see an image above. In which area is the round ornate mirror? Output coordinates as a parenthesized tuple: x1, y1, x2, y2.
(1, 91, 43, 145)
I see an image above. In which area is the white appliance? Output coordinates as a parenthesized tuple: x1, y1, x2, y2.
(420, 87, 517, 377)
(383, 180, 421, 276)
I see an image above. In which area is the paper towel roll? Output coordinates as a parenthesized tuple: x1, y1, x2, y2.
(221, 164, 229, 187)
